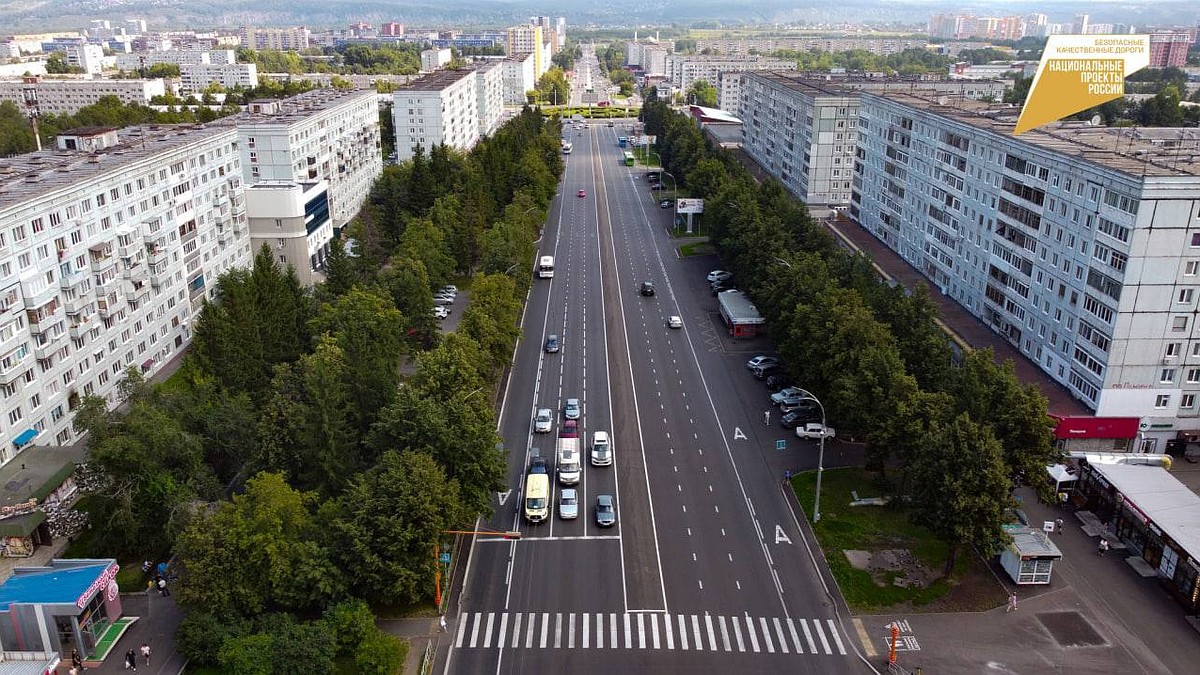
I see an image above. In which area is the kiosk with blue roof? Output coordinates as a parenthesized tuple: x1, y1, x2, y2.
(0, 558, 122, 659)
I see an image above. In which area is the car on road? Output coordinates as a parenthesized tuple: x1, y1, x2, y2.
(639, 281, 655, 296)
(780, 409, 822, 429)
(765, 374, 792, 390)
(595, 494, 617, 527)
(590, 431, 612, 466)
(544, 335, 560, 353)
(432, 306, 449, 320)
(752, 364, 781, 380)
(578, 189, 587, 198)
(707, 270, 733, 283)
(563, 398, 581, 420)
(660, 199, 673, 209)
(559, 488, 579, 519)
(711, 281, 733, 296)
(796, 423, 836, 440)
(534, 408, 553, 433)
(779, 399, 820, 415)
(529, 450, 548, 474)
(560, 419, 579, 438)
(667, 315, 683, 329)
(772, 387, 813, 407)
(746, 355, 779, 370)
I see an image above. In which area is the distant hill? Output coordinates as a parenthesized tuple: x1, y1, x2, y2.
(1, 0, 1195, 35)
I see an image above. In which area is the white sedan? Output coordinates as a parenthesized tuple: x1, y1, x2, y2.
(432, 306, 450, 320)
(667, 315, 683, 329)
(795, 423, 836, 440)
(534, 408, 553, 433)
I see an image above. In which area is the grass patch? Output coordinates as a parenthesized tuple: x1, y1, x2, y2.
(679, 241, 716, 256)
(790, 467, 966, 612)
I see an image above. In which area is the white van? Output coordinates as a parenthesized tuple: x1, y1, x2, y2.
(557, 438, 581, 485)
(590, 431, 612, 466)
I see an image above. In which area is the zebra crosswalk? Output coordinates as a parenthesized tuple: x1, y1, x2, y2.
(453, 611, 848, 655)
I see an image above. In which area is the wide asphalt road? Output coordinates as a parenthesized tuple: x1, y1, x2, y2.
(447, 119, 866, 675)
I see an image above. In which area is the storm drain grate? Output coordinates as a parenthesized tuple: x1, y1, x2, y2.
(1036, 611, 1107, 647)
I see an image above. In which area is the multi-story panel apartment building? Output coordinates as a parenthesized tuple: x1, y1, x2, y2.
(114, 49, 236, 71)
(65, 45, 104, 76)
(696, 37, 928, 56)
(851, 92, 1200, 447)
(666, 55, 796, 92)
(239, 26, 310, 51)
(738, 73, 1007, 209)
(236, 90, 382, 230)
(506, 25, 548, 78)
(0, 77, 166, 115)
(0, 124, 251, 459)
(501, 53, 536, 105)
(626, 40, 670, 76)
(1149, 33, 1193, 68)
(474, 61, 504, 138)
(244, 181, 332, 286)
(393, 68, 505, 162)
(180, 63, 258, 93)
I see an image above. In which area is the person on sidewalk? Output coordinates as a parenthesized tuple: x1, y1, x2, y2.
(124, 648, 138, 671)
(764, 409, 771, 426)
(1006, 592, 1018, 613)
(140, 642, 151, 666)
(1098, 539, 1110, 556)
(439, 615, 447, 632)
(157, 577, 171, 596)
(1055, 518, 1065, 535)
(71, 648, 83, 672)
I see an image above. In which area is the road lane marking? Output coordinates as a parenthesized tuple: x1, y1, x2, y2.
(678, 614, 688, 650)
(470, 612, 482, 648)
(705, 614, 717, 651)
(691, 615, 703, 652)
(787, 618, 804, 654)
(814, 618, 832, 654)
(651, 613, 660, 649)
(511, 613, 521, 648)
(733, 616, 745, 652)
(827, 619, 847, 654)
(638, 613, 646, 649)
(800, 618, 817, 653)
(745, 615, 760, 652)
(624, 612, 632, 649)
(540, 612, 550, 649)
(595, 613, 603, 649)
(610, 612, 618, 649)
(759, 617, 775, 653)
(526, 613, 536, 648)
(568, 613, 576, 649)
(719, 616, 731, 651)
(773, 618, 789, 654)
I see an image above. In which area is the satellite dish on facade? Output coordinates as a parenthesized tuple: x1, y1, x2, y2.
(1090, 114, 1102, 126)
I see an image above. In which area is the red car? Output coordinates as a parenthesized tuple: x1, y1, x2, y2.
(578, 189, 586, 198)
(560, 420, 579, 438)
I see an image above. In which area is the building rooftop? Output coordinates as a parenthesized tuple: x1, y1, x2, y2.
(1089, 463, 1200, 560)
(397, 68, 476, 92)
(237, 88, 375, 127)
(717, 289, 765, 325)
(753, 71, 1003, 96)
(0, 559, 115, 611)
(0, 121, 238, 211)
(865, 90, 1200, 179)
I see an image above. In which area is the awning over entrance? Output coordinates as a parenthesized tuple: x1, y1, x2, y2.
(1051, 416, 1139, 440)
(12, 429, 38, 447)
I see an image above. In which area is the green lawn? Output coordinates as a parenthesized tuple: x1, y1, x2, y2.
(789, 467, 966, 611)
(679, 241, 716, 256)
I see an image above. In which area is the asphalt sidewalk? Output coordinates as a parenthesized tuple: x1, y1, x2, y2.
(58, 591, 186, 674)
(855, 486, 1200, 674)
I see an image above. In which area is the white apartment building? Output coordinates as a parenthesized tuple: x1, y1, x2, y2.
(421, 48, 452, 73)
(244, 181, 333, 286)
(239, 27, 310, 51)
(851, 92, 1200, 448)
(0, 78, 166, 115)
(237, 89, 382, 230)
(115, 49, 236, 71)
(501, 53, 536, 105)
(393, 68, 496, 162)
(738, 73, 1007, 209)
(626, 41, 670, 77)
(506, 25, 550, 78)
(474, 61, 504, 138)
(696, 37, 928, 56)
(0, 124, 251, 459)
(666, 55, 796, 93)
(180, 63, 258, 93)
(65, 45, 104, 76)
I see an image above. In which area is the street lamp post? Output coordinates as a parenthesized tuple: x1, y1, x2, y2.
(804, 394, 828, 523)
(659, 170, 682, 232)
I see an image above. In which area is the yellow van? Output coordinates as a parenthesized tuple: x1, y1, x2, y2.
(524, 473, 549, 523)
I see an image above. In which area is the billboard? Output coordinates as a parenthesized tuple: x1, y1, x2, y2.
(676, 198, 704, 214)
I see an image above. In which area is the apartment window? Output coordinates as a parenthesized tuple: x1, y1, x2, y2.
(7, 407, 21, 424)
(1180, 289, 1196, 304)
(1183, 394, 1197, 409)
(1156, 395, 1171, 408)
(1191, 233, 1200, 247)
(1187, 261, 1200, 276)
(1174, 316, 1189, 332)
(1161, 369, 1176, 384)
(1187, 368, 1200, 383)
(1167, 343, 1182, 357)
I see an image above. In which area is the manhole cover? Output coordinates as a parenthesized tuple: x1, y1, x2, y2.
(1036, 611, 1107, 647)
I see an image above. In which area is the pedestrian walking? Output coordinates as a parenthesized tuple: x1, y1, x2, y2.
(156, 577, 170, 597)
(439, 615, 447, 632)
(1055, 518, 1065, 535)
(124, 648, 138, 671)
(71, 648, 83, 671)
(764, 409, 771, 426)
(140, 642, 151, 666)
(1098, 539, 1110, 556)
(1006, 592, 1018, 613)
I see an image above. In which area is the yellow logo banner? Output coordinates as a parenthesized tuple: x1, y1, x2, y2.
(1014, 35, 1150, 135)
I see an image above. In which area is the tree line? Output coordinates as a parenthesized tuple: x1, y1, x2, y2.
(70, 107, 564, 672)
(642, 95, 1059, 575)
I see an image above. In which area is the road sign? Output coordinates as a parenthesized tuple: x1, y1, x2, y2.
(439, 553, 451, 564)
(776, 439, 787, 451)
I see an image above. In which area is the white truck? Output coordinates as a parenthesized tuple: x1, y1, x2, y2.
(556, 437, 581, 485)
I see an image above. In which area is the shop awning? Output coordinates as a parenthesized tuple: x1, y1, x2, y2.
(0, 510, 45, 538)
(1052, 416, 1139, 440)
(12, 429, 38, 447)
(141, 359, 154, 370)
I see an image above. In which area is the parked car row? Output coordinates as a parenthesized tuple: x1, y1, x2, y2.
(432, 285, 457, 319)
(746, 354, 837, 439)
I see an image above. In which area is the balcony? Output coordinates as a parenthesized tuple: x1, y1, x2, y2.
(27, 301, 64, 335)
(121, 258, 147, 281)
(149, 264, 168, 288)
(93, 278, 118, 298)
(123, 279, 149, 303)
(63, 295, 91, 315)
(59, 268, 87, 291)
(68, 316, 94, 339)
(96, 292, 121, 318)
(32, 330, 66, 360)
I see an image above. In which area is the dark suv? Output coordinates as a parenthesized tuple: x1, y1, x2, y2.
(640, 282, 656, 296)
(780, 409, 822, 428)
